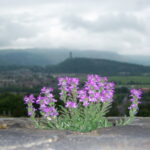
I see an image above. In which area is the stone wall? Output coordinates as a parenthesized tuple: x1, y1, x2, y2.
(0, 117, 150, 150)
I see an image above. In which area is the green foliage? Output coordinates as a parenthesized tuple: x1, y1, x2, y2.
(31, 102, 113, 132)
(0, 93, 27, 117)
(137, 104, 150, 116)
(0, 90, 150, 118)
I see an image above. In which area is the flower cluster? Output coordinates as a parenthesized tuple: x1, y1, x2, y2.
(78, 75, 115, 107)
(65, 101, 77, 108)
(24, 87, 58, 118)
(128, 89, 142, 111)
(24, 74, 142, 131)
(58, 77, 79, 108)
(58, 77, 79, 94)
(24, 94, 36, 116)
(24, 94, 35, 104)
(36, 87, 58, 117)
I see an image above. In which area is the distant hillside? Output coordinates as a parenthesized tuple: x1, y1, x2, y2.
(0, 56, 150, 75)
(46, 58, 150, 75)
(0, 50, 52, 66)
(0, 48, 150, 66)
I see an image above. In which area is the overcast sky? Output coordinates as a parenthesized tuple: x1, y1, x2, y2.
(0, 0, 150, 55)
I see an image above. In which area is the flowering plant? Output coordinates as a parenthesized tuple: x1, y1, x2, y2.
(24, 75, 142, 132)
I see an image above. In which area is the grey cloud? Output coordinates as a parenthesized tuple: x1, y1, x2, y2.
(62, 14, 146, 33)
(0, 0, 66, 7)
(0, 0, 149, 55)
(0, 0, 149, 11)
(0, 16, 38, 46)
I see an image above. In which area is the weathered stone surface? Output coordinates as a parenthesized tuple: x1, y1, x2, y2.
(0, 117, 150, 150)
(0, 118, 34, 129)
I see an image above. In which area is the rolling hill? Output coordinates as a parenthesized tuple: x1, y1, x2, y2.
(46, 58, 150, 75)
(0, 48, 150, 66)
(0, 50, 52, 66)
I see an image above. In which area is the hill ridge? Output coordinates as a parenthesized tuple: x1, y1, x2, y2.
(46, 57, 150, 75)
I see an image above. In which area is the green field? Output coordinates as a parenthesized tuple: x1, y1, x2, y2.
(69, 75, 150, 88)
(108, 76, 150, 88)
(109, 76, 150, 83)
(60, 74, 150, 88)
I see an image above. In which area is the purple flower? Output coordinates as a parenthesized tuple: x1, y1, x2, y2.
(99, 96, 106, 103)
(24, 94, 35, 104)
(78, 90, 88, 105)
(35, 87, 58, 118)
(37, 86, 57, 106)
(43, 107, 51, 113)
(78, 74, 115, 106)
(23, 94, 36, 116)
(128, 89, 142, 110)
(65, 101, 77, 108)
(43, 106, 58, 117)
(58, 77, 79, 90)
(58, 77, 68, 86)
(58, 77, 79, 102)
(105, 82, 115, 90)
(130, 89, 142, 99)
(40, 103, 47, 110)
(28, 111, 33, 116)
(37, 95, 57, 105)
(128, 104, 137, 110)
(36, 95, 45, 104)
(100, 90, 114, 102)
(41, 87, 53, 94)
(27, 106, 36, 116)
(89, 97, 97, 102)
(83, 101, 90, 107)
(69, 78, 79, 88)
